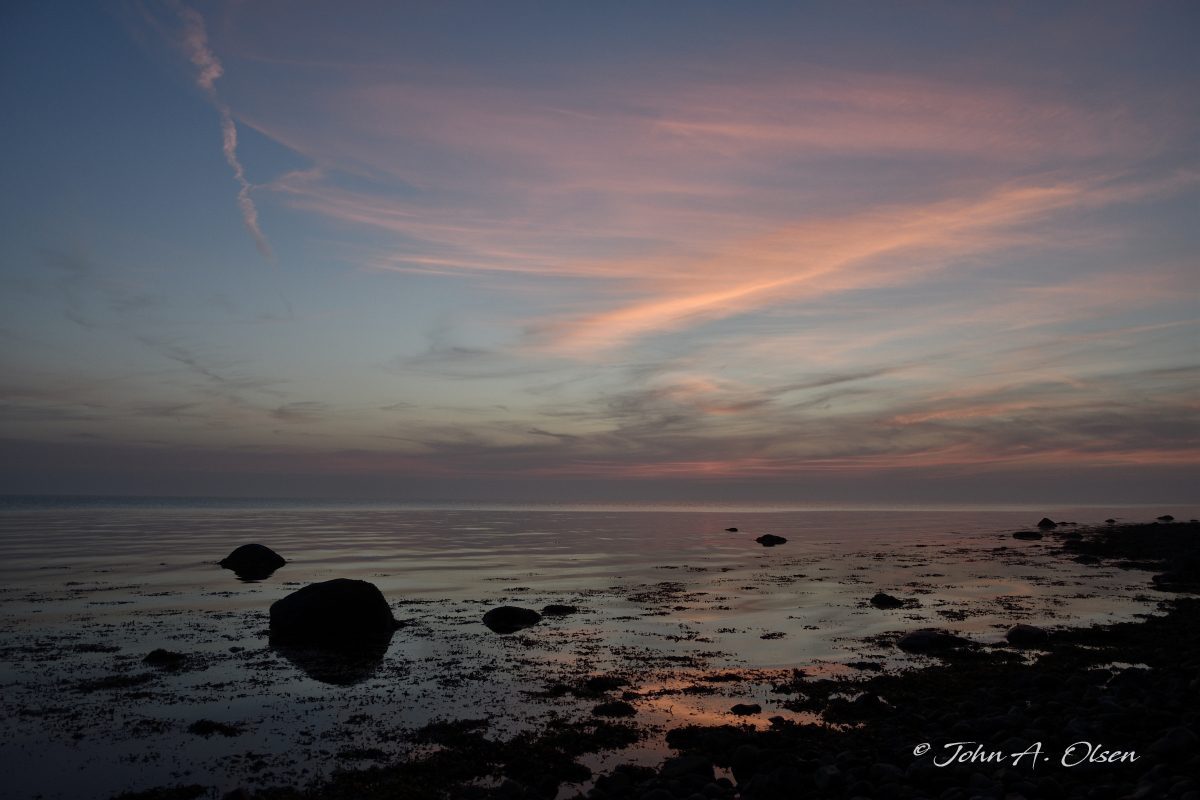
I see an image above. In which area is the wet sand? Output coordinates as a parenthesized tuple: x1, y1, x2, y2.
(0, 504, 1194, 799)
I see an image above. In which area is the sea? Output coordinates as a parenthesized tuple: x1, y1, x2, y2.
(0, 497, 1194, 799)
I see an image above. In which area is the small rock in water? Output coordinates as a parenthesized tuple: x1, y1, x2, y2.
(755, 534, 787, 547)
(143, 649, 187, 669)
(1157, 514, 1175, 522)
(870, 592, 905, 609)
(482, 605, 542, 634)
(584, 675, 629, 693)
(897, 628, 973, 653)
(725, 527, 738, 532)
(1105, 518, 1117, 524)
(219, 543, 286, 580)
(592, 700, 636, 717)
(540, 604, 578, 617)
(1036, 518, 1058, 530)
(1005, 623, 1050, 647)
(1013, 531, 1043, 541)
(730, 703, 762, 715)
(188, 719, 242, 737)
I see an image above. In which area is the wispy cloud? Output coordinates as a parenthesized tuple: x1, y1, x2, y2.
(174, 2, 274, 261)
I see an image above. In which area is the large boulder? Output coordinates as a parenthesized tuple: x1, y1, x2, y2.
(1036, 518, 1058, 530)
(220, 544, 286, 580)
(897, 629, 973, 653)
(269, 579, 399, 646)
(1005, 623, 1050, 647)
(482, 606, 541, 634)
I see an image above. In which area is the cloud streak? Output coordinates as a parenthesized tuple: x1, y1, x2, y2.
(174, 2, 273, 260)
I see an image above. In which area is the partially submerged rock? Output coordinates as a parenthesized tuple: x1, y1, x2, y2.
(482, 605, 541, 634)
(755, 534, 788, 547)
(541, 604, 578, 617)
(592, 700, 636, 718)
(269, 578, 399, 646)
(1157, 514, 1176, 522)
(219, 544, 286, 580)
(1012, 530, 1043, 541)
(1036, 518, 1058, 530)
(730, 703, 762, 716)
(869, 592, 905, 609)
(1005, 623, 1050, 647)
(1152, 559, 1200, 592)
(143, 649, 187, 669)
(896, 628, 973, 653)
(725, 527, 739, 532)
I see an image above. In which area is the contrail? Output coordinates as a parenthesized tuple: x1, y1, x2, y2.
(175, 3, 274, 261)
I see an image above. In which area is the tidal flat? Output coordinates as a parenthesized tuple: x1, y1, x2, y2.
(0, 503, 1195, 799)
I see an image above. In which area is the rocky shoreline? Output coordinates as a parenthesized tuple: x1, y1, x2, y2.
(117, 519, 1199, 800)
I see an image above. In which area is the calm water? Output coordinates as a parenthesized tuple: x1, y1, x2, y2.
(0, 500, 1193, 799)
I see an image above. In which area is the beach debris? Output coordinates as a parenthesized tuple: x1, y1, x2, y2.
(219, 543, 285, 580)
(1012, 530, 1043, 541)
(869, 592, 905, 609)
(143, 649, 188, 669)
(482, 605, 541, 633)
(1005, 623, 1050, 647)
(755, 534, 788, 547)
(896, 628, 973, 653)
(269, 578, 400, 645)
(1036, 517, 1058, 529)
(541, 603, 578, 617)
(730, 703, 762, 715)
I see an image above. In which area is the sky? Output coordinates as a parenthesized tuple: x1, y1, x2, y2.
(0, 1, 1197, 503)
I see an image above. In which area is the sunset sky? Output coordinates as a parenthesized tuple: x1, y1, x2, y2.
(1, 1, 1196, 502)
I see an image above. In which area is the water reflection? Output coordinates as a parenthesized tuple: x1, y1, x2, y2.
(270, 632, 394, 685)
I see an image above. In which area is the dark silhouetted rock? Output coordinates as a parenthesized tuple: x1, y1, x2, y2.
(1013, 531, 1043, 541)
(870, 592, 905, 609)
(482, 605, 541, 634)
(897, 628, 973, 653)
(660, 754, 713, 780)
(592, 700, 636, 717)
(269, 578, 399, 646)
(1074, 554, 1101, 565)
(541, 604, 578, 617)
(730, 703, 762, 715)
(584, 675, 629, 694)
(725, 527, 738, 532)
(143, 649, 187, 669)
(1157, 514, 1175, 522)
(1105, 518, 1117, 524)
(1036, 518, 1058, 529)
(1150, 726, 1199, 759)
(1152, 558, 1200, 591)
(219, 543, 286, 580)
(1006, 623, 1049, 647)
(188, 719, 242, 737)
(755, 534, 787, 547)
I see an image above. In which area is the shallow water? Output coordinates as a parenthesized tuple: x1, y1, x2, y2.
(0, 501, 1192, 799)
